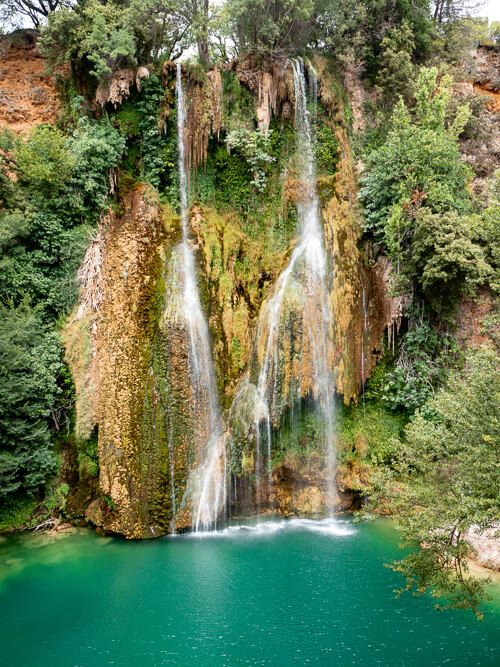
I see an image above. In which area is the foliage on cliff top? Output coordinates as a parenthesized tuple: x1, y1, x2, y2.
(361, 67, 472, 241)
(360, 67, 495, 315)
(40, 0, 194, 80)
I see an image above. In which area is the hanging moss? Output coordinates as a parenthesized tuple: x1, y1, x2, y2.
(337, 401, 407, 467)
(221, 70, 256, 129)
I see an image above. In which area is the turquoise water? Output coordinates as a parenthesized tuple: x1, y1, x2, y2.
(0, 517, 499, 666)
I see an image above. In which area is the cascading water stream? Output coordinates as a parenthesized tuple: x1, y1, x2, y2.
(361, 284, 369, 411)
(175, 64, 227, 531)
(253, 59, 337, 514)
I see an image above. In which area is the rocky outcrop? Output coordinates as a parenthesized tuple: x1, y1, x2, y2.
(95, 66, 150, 107)
(457, 46, 500, 197)
(65, 186, 198, 537)
(0, 30, 61, 134)
(316, 56, 398, 402)
(467, 524, 500, 572)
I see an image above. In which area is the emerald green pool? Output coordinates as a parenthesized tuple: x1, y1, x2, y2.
(0, 518, 498, 665)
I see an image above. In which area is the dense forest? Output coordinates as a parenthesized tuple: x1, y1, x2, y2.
(0, 0, 498, 620)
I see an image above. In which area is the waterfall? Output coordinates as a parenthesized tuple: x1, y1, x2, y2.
(252, 59, 337, 514)
(175, 64, 227, 531)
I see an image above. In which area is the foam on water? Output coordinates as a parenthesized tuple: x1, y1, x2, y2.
(180, 517, 356, 539)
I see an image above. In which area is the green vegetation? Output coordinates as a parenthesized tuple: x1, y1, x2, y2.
(0, 304, 60, 502)
(41, 0, 192, 80)
(358, 50, 498, 616)
(226, 128, 275, 192)
(114, 74, 177, 194)
(338, 401, 406, 468)
(375, 20, 416, 107)
(371, 350, 499, 619)
(360, 67, 496, 317)
(382, 318, 458, 413)
(0, 116, 123, 527)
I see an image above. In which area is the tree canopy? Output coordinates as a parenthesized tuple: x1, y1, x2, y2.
(377, 349, 499, 619)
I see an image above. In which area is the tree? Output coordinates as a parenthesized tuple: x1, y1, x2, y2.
(0, 0, 71, 29)
(41, 0, 191, 80)
(376, 349, 499, 618)
(359, 67, 483, 310)
(182, 0, 211, 67)
(432, 0, 485, 25)
(225, 0, 314, 57)
(375, 20, 416, 107)
(0, 120, 124, 314)
(0, 113, 123, 516)
(410, 209, 491, 308)
(311, 0, 433, 77)
(0, 303, 60, 503)
(490, 21, 500, 45)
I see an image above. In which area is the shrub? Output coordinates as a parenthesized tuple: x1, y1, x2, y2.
(16, 126, 75, 197)
(360, 68, 472, 245)
(226, 128, 275, 192)
(382, 319, 458, 413)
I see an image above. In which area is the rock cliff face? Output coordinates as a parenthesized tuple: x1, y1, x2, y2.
(64, 59, 398, 537)
(66, 188, 176, 536)
(0, 31, 60, 134)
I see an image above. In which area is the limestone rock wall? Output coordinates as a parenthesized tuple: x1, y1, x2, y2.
(66, 187, 198, 537)
(0, 31, 61, 134)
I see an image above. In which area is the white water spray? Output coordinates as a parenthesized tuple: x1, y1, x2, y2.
(253, 59, 337, 513)
(176, 64, 227, 531)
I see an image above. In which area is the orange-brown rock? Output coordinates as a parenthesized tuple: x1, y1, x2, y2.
(0, 31, 61, 134)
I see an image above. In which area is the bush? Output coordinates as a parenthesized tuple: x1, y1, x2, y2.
(338, 402, 406, 466)
(0, 115, 123, 513)
(410, 209, 491, 308)
(226, 128, 275, 192)
(16, 126, 75, 197)
(382, 319, 458, 413)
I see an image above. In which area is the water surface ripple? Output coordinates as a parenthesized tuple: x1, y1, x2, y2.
(0, 518, 498, 666)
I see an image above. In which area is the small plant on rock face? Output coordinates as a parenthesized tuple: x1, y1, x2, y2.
(44, 483, 70, 515)
(226, 128, 275, 192)
(381, 317, 458, 414)
(103, 495, 116, 512)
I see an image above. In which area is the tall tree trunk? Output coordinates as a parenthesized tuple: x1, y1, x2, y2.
(197, 0, 211, 69)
